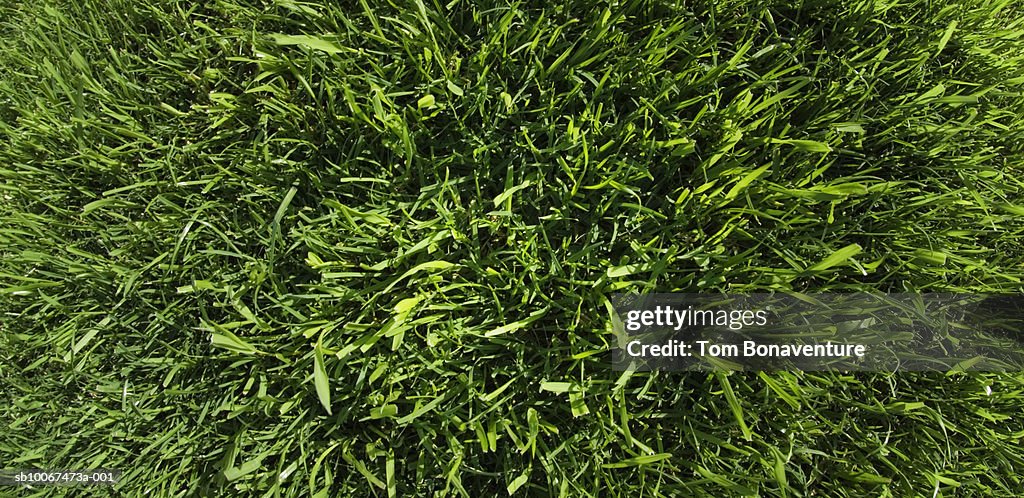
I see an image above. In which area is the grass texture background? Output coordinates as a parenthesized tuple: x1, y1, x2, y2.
(2, 0, 1024, 495)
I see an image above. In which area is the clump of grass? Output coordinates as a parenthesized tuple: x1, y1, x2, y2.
(2, 0, 1024, 496)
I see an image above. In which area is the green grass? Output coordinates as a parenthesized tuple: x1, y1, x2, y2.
(2, 0, 1024, 495)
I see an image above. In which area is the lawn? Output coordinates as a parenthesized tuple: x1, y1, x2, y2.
(2, 0, 1024, 495)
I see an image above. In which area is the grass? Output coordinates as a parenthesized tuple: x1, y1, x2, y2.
(2, 0, 1024, 495)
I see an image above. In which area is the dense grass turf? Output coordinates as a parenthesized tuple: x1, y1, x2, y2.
(2, 0, 1024, 495)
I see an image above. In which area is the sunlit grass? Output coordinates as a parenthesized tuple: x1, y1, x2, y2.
(2, 0, 1024, 495)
